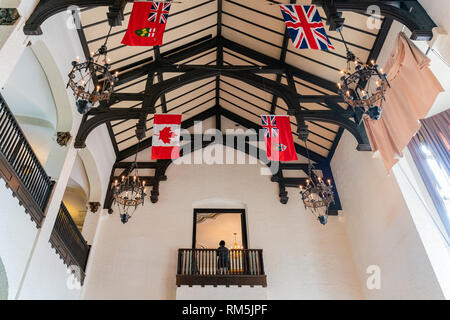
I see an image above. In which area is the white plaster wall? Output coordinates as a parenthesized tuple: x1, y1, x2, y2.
(16, 145, 84, 300)
(8, 12, 84, 299)
(0, 4, 115, 299)
(16, 126, 114, 300)
(84, 146, 362, 300)
(84, 124, 116, 204)
(177, 286, 268, 300)
(0, 11, 98, 299)
(331, 131, 445, 300)
(17, 244, 83, 300)
(78, 125, 116, 246)
(0, 181, 38, 299)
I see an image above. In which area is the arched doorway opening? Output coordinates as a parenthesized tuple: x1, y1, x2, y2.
(0, 40, 74, 169)
(62, 154, 90, 231)
(61, 147, 103, 242)
(1, 46, 58, 165)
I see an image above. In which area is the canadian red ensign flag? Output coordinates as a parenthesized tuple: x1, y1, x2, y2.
(151, 114, 182, 160)
(261, 115, 298, 162)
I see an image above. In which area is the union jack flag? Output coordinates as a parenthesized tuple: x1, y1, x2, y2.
(261, 116, 278, 138)
(280, 5, 334, 50)
(148, 1, 171, 24)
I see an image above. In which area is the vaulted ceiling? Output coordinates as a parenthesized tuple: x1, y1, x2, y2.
(76, 0, 389, 161)
(20, 0, 437, 208)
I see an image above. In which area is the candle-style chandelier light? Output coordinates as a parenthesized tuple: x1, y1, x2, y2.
(337, 30, 390, 121)
(112, 139, 147, 224)
(299, 139, 335, 225)
(67, 27, 118, 115)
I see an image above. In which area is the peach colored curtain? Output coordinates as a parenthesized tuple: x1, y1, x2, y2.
(363, 32, 444, 172)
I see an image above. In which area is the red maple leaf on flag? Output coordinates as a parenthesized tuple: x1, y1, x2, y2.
(158, 126, 177, 144)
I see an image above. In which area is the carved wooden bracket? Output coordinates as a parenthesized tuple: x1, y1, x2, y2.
(0, 8, 19, 25)
(88, 201, 101, 213)
(57, 132, 72, 146)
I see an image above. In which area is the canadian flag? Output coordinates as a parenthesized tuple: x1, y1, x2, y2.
(151, 114, 182, 160)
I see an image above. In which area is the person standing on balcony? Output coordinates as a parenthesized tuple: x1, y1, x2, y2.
(217, 240, 230, 275)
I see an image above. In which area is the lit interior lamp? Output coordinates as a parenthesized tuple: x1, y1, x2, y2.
(112, 142, 146, 224)
(298, 139, 335, 226)
(67, 34, 118, 115)
(336, 30, 389, 121)
(233, 232, 239, 249)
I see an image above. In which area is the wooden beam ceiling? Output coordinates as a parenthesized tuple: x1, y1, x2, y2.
(40, 1, 407, 159)
(22, 0, 432, 210)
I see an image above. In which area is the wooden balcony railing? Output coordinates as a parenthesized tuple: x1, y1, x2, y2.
(0, 93, 54, 227)
(177, 249, 267, 287)
(49, 202, 90, 284)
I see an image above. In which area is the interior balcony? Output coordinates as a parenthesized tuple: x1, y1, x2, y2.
(0, 93, 54, 226)
(0, 92, 90, 285)
(177, 249, 267, 288)
(50, 202, 90, 284)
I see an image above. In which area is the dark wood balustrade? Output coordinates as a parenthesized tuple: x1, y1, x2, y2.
(177, 249, 267, 287)
(49, 202, 90, 284)
(0, 93, 54, 227)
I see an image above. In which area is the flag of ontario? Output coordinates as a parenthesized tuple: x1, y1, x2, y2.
(121, 1, 171, 46)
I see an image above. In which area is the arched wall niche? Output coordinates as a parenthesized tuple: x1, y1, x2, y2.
(30, 40, 73, 133)
(64, 147, 104, 207)
(62, 182, 88, 230)
(1, 46, 58, 164)
(77, 147, 102, 203)
(68, 154, 90, 197)
(1, 39, 74, 169)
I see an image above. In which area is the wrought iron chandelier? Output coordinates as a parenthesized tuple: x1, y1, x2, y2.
(337, 30, 390, 121)
(112, 140, 146, 224)
(67, 27, 118, 114)
(298, 140, 335, 225)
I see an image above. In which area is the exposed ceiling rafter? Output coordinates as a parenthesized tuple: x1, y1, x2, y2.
(104, 104, 339, 209)
(23, 0, 438, 164)
(24, 0, 436, 41)
(313, 0, 436, 41)
(74, 64, 370, 151)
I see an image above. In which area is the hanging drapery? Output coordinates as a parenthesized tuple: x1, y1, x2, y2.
(363, 32, 444, 172)
(408, 109, 450, 236)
